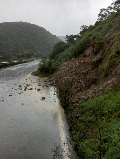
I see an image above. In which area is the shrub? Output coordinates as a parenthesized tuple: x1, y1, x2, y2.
(56, 77, 73, 108)
(100, 38, 120, 77)
(94, 37, 105, 54)
(58, 45, 74, 62)
(73, 36, 91, 57)
(38, 59, 58, 74)
(49, 41, 70, 59)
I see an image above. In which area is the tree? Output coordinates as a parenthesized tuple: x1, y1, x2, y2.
(112, 0, 120, 11)
(79, 25, 88, 36)
(65, 34, 75, 43)
(97, 0, 120, 22)
(49, 41, 69, 59)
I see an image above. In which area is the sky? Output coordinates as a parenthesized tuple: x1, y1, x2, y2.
(0, 0, 113, 36)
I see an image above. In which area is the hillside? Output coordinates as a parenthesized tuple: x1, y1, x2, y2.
(49, 11, 120, 159)
(0, 22, 60, 61)
(50, 19, 120, 103)
(34, 2, 120, 158)
(33, 1, 120, 158)
(57, 36, 66, 42)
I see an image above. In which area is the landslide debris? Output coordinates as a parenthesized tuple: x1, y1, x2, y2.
(49, 22, 120, 107)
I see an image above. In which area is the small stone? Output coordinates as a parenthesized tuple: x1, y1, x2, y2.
(28, 88, 33, 90)
(41, 97, 45, 100)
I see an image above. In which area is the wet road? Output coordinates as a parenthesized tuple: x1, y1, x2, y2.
(0, 61, 71, 159)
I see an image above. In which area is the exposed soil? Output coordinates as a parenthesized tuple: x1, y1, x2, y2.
(32, 24, 120, 108)
(49, 51, 119, 108)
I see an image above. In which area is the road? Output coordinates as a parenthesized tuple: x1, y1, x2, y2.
(0, 60, 72, 159)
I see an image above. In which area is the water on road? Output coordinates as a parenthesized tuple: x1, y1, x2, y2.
(0, 61, 71, 159)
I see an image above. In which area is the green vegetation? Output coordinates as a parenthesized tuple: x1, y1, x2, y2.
(0, 22, 60, 61)
(49, 41, 70, 60)
(93, 37, 105, 54)
(58, 45, 74, 62)
(56, 77, 73, 108)
(38, 59, 59, 74)
(50, 6, 120, 61)
(100, 37, 120, 77)
(36, 1, 120, 158)
(65, 91, 120, 159)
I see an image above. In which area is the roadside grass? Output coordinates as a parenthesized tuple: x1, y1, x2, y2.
(64, 90, 120, 159)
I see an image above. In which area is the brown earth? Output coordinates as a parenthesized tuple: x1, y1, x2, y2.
(49, 56, 119, 108)
(32, 51, 119, 108)
(32, 23, 120, 108)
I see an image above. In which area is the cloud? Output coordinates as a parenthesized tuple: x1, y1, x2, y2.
(0, 0, 112, 35)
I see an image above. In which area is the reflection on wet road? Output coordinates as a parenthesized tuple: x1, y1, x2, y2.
(0, 61, 71, 159)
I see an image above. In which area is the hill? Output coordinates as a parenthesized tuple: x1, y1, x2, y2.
(35, 1, 120, 158)
(0, 22, 60, 61)
(49, 10, 120, 159)
(57, 36, 66, 42)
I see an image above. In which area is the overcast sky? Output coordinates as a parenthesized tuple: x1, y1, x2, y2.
(0, 0, 112, 36)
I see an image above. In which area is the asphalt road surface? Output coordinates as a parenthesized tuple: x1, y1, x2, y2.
(0, 60, 72, 159)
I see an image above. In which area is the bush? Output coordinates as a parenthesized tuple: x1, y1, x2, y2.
(100, 38, 120, 77)
(94, 37, 105, 54)
(38, 59, 58, 74)
(49, 41, 70, 59)
(58, 45, 74, 62)
(56, 77, 73, 108)
(73, 36, 91, 57)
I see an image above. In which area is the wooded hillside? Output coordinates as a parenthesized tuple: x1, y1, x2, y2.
(0, 22, 60, 60)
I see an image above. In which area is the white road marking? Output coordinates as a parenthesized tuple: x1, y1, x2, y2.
(57, 106, 71, 159)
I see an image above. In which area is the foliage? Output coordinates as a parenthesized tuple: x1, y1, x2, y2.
(58, 45, 74, 62)
(48, 2, 120, 159)
(100, 37, 120, 77)
(65, 34, 80, 44)
(49, 41, 69, 59)
(79, 25, 89, 36)
(93, 37, 105, 54)
(0, 22, 60, 60)
(97, 0, 120, 22)
(72, 33, 92, 58)
(56, 76, 73, 108)
(50, 7, 120, 61)
(65, 91, 120, 159)
(38, 59, 59, 74)
(17, 50, 33, 59)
